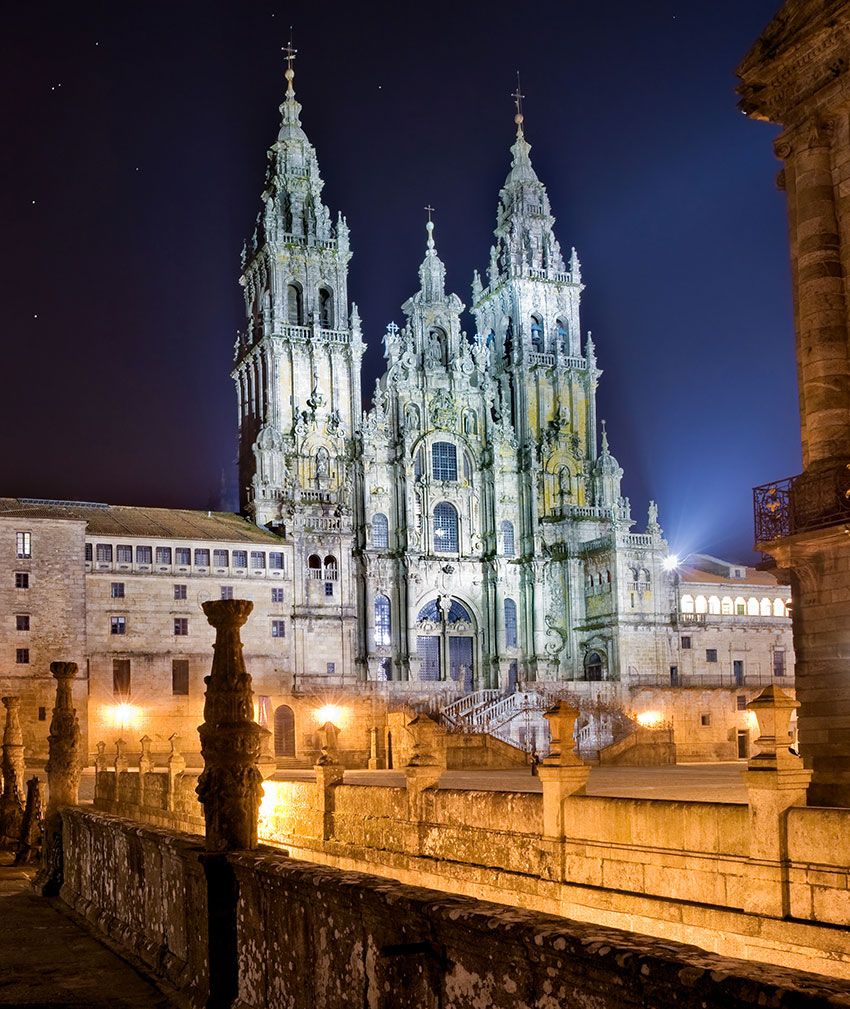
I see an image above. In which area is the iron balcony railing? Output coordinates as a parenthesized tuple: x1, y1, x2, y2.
(754, 462, 850, 545)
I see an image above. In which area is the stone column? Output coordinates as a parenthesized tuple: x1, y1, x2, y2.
(537, 700, 590, 839)
(14, 776, 45, 866)
(315, 723, 344, 841)
(367, 725, 380, 769)
(196, 599, 263, 1009)
(0, 696, 25, 846)
(33, 661, 81, 897)
(777, 121, 850, 468)
(404, 715, 442, 830)
(197, 599, 263, 851)
(743, 685, 811, 918)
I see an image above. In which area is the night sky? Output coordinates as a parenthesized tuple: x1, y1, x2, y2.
(3, 1, 792, 561)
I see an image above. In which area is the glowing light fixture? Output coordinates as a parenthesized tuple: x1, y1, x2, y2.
(636, 710, 663, 727)
(109, 703, 142, 731)
(662, 554, 679, 572)
(314, 703, 347, 728)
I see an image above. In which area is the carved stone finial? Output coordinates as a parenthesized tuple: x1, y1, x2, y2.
(114, 739, 129, 774)
(196, 599, 263, 851)
(316, 721, 340, 766)
(94, 741, 107, 774)
(542, 700, 584, 768)
(746, 685, 800, 770)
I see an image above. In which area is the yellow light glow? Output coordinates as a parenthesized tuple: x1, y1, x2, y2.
(746, 710, 760, 732)
(109, 703, 142, 731)
(636, 710, 663, 727)
(314, 704, 347, 728)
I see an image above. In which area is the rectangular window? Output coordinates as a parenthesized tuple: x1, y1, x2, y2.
(773, 650, 787, 677)
(326, 662, 336, 676)
(670, 665, 679, 685)
(232, 550, 247, 568)
(706, 648, 718, 663)
(110, 582, 125, 598)
(95, 543, 113, 563)
(174, 617, 188, 636)
(271, 587, 284, 604)
(269, 551, 284, 570)
(15, 532, 31, 558)
(681, 635, 691, 650)
(271, 619, 286, 638)
(324, 581, 334, 597)
(172, 659, 189, 696)
(15, 572, 29, 589)
(116, 544, 132, 563)
(110, 616, 126, 635)
(220, 586, 233, 600)
(736, 695, 747, 711)
(156, 546, 172, 565)
(250, 551, 265, 569)
(175, 547, 191, 565)
(38, 706, 46, 721)
(432, 441, 458, 481)
(135, 545, 153, 564)
(113, 658, 131, 697)
(174, 584, 187, 600)
(213, 549, 229, 567)
(736, 603, 746, 616)
(700, 713, 711, 727)
(85, 543, 92, 562)
(16, 648, 29, 664)
(194, 548, 210, 567)
(16, 614, 30, 631)
(733, 659, 744, 685)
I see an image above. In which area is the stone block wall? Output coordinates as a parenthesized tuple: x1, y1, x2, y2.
(60, 807, 850, 1009)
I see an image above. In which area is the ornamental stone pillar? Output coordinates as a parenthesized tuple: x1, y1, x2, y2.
(14, 776, 45, 866)
(0, 696, 25, 846)
(197, 599, 263, 851)
(33, 661, 81, 896)
(739, 2, 850, 807)
(538, 700, 590, 839)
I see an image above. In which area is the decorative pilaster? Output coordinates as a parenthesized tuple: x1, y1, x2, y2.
(32, 661, 81, 896)
(196, 599, 263, 852)
(537, 700, 590, 839)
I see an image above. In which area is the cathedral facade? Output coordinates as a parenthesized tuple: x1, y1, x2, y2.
(233, 63, 675, 696)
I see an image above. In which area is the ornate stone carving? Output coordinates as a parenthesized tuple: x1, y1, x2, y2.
(0, 696, 25, 846)
(196, 599, 263, 852)
(14, 776, 45, 866)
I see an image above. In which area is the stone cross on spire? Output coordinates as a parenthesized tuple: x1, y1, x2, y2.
(282, 30, 297, 96)
(512, 72, 525, 137)
(424, 207, 436, 250)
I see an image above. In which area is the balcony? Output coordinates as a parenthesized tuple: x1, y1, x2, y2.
(754, 462, 850, 546)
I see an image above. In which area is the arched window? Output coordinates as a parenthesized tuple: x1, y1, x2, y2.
(708, 596, 721, 615)
(695, 595, 708, 614)
(773, 598, 785, 617)
(372, 513, 389, 550)
(501, 520, 515, 557)
(747, 597, 759, 616)
(433, 502, 459, 553)
(273, 705, 295, 757)
(585, 651, 604, 681)
(324, 555, 338, 580)
(504, 598, 518, 647)
(530, 314, 544, 351)
(641, 568, 651, 585)
(556, 317, 569, 348)
(318, 286, 334, 328)
(287, 283, 303, 325)
(680, 594, 695, 614)
(374, 594, 392, 646)
(307, 554, 322, 579)
(432, 442, 458, 481)
(760, 597, 773, 617)
(606, 570, 611, 583)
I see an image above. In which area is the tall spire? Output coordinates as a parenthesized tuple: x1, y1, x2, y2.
(512, 72, 525, 138)
(278, 34, 305, 140)
(417, 209, 446, 303)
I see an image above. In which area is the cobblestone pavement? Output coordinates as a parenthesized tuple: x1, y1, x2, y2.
(0, 856, 178, 1008)
(269, 761, 749, 802)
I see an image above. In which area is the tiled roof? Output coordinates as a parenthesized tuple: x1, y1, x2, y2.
(679, 564, 784, 588)
(0, 498, 281, 545)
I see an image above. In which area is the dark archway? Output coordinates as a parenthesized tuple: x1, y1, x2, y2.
(274, 704, 296, 757)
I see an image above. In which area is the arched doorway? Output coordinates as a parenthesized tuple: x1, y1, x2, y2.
(415, 598, 475, 690)
(274, 704, 295, 758)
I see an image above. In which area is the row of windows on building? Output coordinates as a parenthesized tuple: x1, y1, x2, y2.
(107, 613, 287, 638)
(111, 657, 337, 698)
(285, 282, 334, 328)
(670, 646, 786, 680)
(89, 544, 285, 570)
(680, 594, 790, 617)
(107, 583, 286, 604)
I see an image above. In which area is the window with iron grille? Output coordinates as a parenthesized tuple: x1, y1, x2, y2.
(85, 543, 92, 562)
(375, 594, 392, 646)
(113, 659, 131, 696)
(433, 502, 458, 553)
(432, 442, 458, 482)
(172, 659, 189, 696)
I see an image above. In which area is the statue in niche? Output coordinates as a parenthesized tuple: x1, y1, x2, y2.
(315, 446, 330, 484)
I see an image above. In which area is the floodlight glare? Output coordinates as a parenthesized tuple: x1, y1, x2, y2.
(662, 554, 679, 571)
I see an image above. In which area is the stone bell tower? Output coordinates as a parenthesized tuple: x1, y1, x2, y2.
(233, 49, 363, 685)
